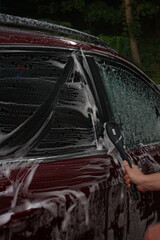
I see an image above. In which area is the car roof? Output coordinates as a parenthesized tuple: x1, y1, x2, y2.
(0, 13, 117, 55)
(0, 25, 99, 50)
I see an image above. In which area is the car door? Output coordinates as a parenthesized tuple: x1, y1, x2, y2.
(90, 53, 160, 240)
(0, 48, 120, 240)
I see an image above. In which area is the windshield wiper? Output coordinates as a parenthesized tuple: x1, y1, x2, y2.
(0, 54, 74, 157)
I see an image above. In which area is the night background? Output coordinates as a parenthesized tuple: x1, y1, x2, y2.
(0, 0, 160, 83)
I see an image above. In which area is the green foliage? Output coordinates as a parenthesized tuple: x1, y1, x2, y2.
(99, 35, 131, 58)
(135, 1, 160, 18)
(127, 0, 160, 37)
(48, 2, 60, 16)
(61, 0, 85, 12)
(139, 37, 160, 84)
(85, 1, 122, 24)
(60, 0, 122, 24)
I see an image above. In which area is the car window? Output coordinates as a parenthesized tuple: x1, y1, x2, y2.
(95, 57, 160, 148)
(0, 50, 101, 158)
(0, 51, 68, 132)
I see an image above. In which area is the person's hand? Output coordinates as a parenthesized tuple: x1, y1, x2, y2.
(123, 160, 146, 192)
(144, 223, 160, 240)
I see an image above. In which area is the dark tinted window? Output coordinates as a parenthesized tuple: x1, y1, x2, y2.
(0, 50, 101, 158)
(0, 52, 67, 135)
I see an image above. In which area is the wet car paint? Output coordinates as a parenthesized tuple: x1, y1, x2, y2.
(0, 16, 160, 240)
(0, 145, 160, 240)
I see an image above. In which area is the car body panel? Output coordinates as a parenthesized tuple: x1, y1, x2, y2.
(0, 19, 160, 240)
(0, 148, 160, 240)
(0, 26, 108, 52)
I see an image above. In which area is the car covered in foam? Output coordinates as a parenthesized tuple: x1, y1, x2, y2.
(0, 13, 160, 240)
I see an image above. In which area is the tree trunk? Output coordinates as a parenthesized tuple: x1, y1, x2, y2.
(124, 0, 141, 65)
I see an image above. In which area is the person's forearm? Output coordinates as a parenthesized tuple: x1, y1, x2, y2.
(140, 173, 160, 191)
(144, 223, 160, 240)
(123, 161, 160, 192)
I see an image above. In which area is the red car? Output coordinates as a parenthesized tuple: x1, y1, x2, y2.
(0, 14, 160, 240)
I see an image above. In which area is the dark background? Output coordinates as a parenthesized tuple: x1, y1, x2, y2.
(0, 0, 160, 83)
